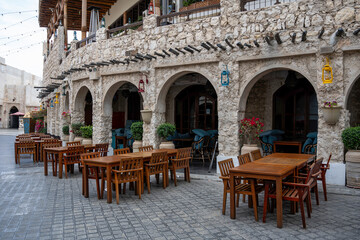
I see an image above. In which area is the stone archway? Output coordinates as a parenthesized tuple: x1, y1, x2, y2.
(346, 75, 360, 127)
(9, 106, 19, 128)
(73, 86, 93, 125)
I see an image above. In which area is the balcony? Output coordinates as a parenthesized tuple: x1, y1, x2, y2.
(240, 0, 298, 11)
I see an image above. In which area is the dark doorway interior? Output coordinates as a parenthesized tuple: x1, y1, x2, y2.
(9, 106, 19, 128)
(84, 91, 93, 126)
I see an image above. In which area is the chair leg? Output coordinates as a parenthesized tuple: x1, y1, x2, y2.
(222, 187, 227, 215)
(306, 195, 311, 218)
(250, 180, 258, 221)
(314, 183, 319, 205)
(64, 164, 68, 179)
(137, 173, 142, 199)
(163, 171, 167, 189)
(322, 174, 328, 201)
(115, 180, 119, 205)
(95, 170, 100, 200)
(146, 173, 151, 194)
(187, 166, 190, 183)
(299, 199, 306, 229)
(82, 168, 85, 196)
(236, 193, 239, 207)
(173, 170, 177, 187)
(100, 169, 105, 199)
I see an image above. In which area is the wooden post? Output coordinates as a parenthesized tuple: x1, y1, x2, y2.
(81, 0, 87, 40)
(64, 0, 68, 50)
(123, 11, 127, 25)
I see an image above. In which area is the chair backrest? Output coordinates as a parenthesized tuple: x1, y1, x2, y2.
(114, 148, 130, 155)
(18, 136, 31, 139)
(43, 138, 58, 143)
(237, 153, 251, 165)
(66, 141, 81, 146)
(324, 153, 332, 169)
(175, 147, 192, 168)
(304, 162, 317, 184)
(118, 157, 142, 181)
(312, 157, 324, 178)
(218, 158, 234, 177)
(19, 139, 34, 143)
(149, 151, 168, 173)
(65, 145, 85, 162)
(95, 143, 109, 157)
(43, 142, 62, 161)
(18, 142, 36, 154)
(250, 149, 262, 161)
(139, 145, 153, 152)
(80, 152, 101, 161)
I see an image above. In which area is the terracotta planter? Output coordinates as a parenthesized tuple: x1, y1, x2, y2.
(346, 150, 360, 188)
(133, 140, 142, 152)
(159, 141, 175, 149)
(140, 110, 152, 124)
(241, 144, 260, 158)
(323, 107, 341, 125)
(82, 138, 92, 145)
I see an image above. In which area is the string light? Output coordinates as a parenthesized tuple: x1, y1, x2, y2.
(0, 41, 42, 55)
(0, 16, 37, 31)
(0, 29, 45, 40)
(0, 30, 45, 46)
(0, 10, 37, 16)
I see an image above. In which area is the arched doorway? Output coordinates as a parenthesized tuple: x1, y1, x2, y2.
(74, 86, 93, 126)
(9, 106, 19, 128)
(347, 76, 360, 126)
(245, 70, 318, 147)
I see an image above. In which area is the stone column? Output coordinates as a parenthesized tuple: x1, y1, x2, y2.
(143, 111, 165, 149)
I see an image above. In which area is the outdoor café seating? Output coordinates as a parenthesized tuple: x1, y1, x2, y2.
(169, 147, 191, 186)
(80, 152, 103, 199)
(144, 151, 168, 193)
(63, 145, 84, 178)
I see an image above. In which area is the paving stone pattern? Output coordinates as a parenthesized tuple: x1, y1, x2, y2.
(1, 134, 360, 240)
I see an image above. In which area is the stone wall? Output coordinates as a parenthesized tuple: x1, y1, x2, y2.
(42, 0, 360, 165)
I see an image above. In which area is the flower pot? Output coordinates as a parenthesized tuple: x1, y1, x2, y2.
(159, 141, 175, 149)
(241, 144, 260, 158)
(322, 107, 341, 125)
(133, 140, 142, 152)
(82, 138, 92, 145)
(345, 150, 360, 188)
(140, 110, 152, 124)
(62, 135, 69, 141)
(74, 136, 84, 144)
(65, 115, 71, 124)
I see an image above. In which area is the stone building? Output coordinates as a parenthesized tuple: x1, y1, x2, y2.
(0, 57, 41, 128)
(38, 0, 360, 185)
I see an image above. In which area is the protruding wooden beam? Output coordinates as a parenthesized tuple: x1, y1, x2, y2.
(81, 0, 87, 40)
(154, 51, 166, 58)
(237, 42, 244, 49)
(169, 48, 179, 56)
(206, 42, 217, 51)
(225, 39, 235, 49)
(64, 0, 68, 50)
(217, 44, 226, 51)
(318, 27, 324, 39)
(201, 43, 211, 50)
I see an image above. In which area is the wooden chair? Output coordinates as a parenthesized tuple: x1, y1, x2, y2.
(263, 162, 317, 228)
(259, 138, 273, 156)
(114, 148, 130, 155)
(66, 141, 81, 146)
(318, 154, 332, 201)
(17, 141, 36, 165)
(250, 149, 262, 161)
(191, 136, 211, 166)
(40, 135, 52, 139)
(169, 147, 191, 186)
(144, 151, 168, 193)
(63, 145, 85, 178)
(43, 138, 58, 142)
(111, 157, 143, 204)
(80, 152, 102, 199)
(218, 158, 263, 220)
(43, 142, 62, 174)
(139, 145, 154, 152)
(95, 143, 109, 157)
(237, 153, 252, 165)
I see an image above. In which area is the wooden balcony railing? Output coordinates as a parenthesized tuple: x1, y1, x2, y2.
(157, 4, 221, 27)
(240, 0, 298, 11)
(76, 33, 96, 49)
(107, 21, 143, 38)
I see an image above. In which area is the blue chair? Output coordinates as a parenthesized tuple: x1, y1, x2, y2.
(191, 129, 215, 166)
(111, 120, 138, 149)
(302, 132, 317, 154)
(259, 130, 285, 155)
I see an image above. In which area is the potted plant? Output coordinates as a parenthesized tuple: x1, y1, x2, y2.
(35, 119, 45, 133)
(342, 126, 360, 188)
(322, 101, 341, 125)
(239, 117, 264, 155)
(72, 123, 84, 143)
(80, 125, 93, 145)
(131, 121, 143, 152)
(62, 110, 71, 124)
(157, 123, 176, 149)
(62, 125, 70, 141)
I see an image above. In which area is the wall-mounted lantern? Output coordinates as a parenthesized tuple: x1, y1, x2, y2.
(221, 65, 230, 86)
(138, 79, 145, 92)
(101, 17, 105, 28)
(54, 92, 60, 104)
(62, 86, 66, 96)
(148, 1, 154, 14)
(322, 57, 333, 84)
(50, 100, 54, 108)
(40, 104, 43, 111)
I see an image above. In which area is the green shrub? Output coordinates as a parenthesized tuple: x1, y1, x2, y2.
(72, 123, 84, 137)
(157, 123, 176, 140)
(80, 126, 93, 139)
(39, 127, 47, 134)
(131, 121, 143, 141)
(342, 126, 360, 150)
(62, 125, 69, 135)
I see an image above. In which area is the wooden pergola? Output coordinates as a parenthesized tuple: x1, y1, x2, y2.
(39, 0, 117, 50)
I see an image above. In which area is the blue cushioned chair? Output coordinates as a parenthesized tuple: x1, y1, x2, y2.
(191, 129, 213, 166)
(111, 120, 138, 149)
(302, 132, 317, 154)
(259, 130, 285, 155)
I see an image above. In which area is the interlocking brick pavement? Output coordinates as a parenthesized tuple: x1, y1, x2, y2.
(1, 134, 360, 239)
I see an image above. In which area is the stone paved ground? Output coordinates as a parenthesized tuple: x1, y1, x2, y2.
(1, 132, 360, 240)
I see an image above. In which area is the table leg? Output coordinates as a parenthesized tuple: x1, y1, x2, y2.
(58, 152, 63, 179)
(44, 150, 48, 176)
(107, 165, 112, 203)
(15, 144, 18, 164)
(230, 173, 236, 219)
(84, 163, 89, 198)
(276, 177, 283, 228)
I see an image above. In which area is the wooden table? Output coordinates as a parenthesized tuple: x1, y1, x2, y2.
(273, 141, 302, 153)
(43, 145, 96, 178)
(229, 153, 315, 228)
(83, 149, 178, 203)
(14, 140, 42, 163)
